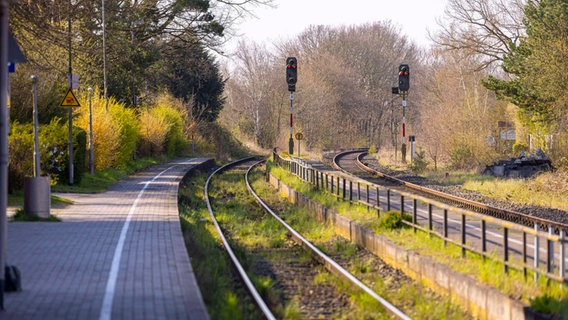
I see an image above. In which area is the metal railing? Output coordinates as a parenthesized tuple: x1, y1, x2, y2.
(273, 151, 567, 283)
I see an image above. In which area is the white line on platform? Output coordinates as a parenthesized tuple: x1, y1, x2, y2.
(99, 165, 177, 320)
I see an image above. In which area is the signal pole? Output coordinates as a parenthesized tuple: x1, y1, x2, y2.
(401, 92, 407, 163)
(289, 93, 294, 154)
(286, 57, 297, 155)
(397, 64, 410, 163)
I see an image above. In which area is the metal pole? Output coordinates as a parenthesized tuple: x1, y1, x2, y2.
(0, 0, 9, 309)
(288, 93, 294, 155)
(534, 223, 540, 282)
(102, 0, 108, 111)
(401, 92, 407, 163)
(32, 75, 39, 177)
(88, 88, 94, 174)
(67, 0, 74, 185)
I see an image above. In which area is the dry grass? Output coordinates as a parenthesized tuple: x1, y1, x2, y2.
(463, 170, 568, 211)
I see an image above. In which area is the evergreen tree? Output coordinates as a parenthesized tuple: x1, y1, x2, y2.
(484, 0, 568, 134)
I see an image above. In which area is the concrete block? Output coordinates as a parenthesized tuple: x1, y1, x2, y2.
(448, 269, 471, 309)
(406, 251, 423, 281)
(334, 214, 351, 239)
(486, 287, 511, 320)
(395, 244, 409, 269)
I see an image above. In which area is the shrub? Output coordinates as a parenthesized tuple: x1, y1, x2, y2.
(450, 142, 473, 169)
(108, 102, 139, 168)
(8, 118, 86, 187)
(138, 94, 189, 158)
(8, 122, 33, 191)
(410, 149, 428, 174)
(377, 211, 412, 230)
(512, 142, 528, 155)
(76, 90, 138, 170)
(138, 109, 169, 157)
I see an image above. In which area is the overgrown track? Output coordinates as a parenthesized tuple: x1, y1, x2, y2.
(333, 150, 568, 235)
(205, 157, 412, 319)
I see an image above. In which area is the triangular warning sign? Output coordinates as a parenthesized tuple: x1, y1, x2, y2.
(60, 89, 80, 107)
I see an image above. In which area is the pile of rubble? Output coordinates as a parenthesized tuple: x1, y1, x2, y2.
(483, 149, 553, 178)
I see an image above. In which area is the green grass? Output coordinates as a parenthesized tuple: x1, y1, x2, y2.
(178, 168, 277, 319)
(11, 208, 61, 222)
(253, 169, 470, 319)
(269, 162, 568, 318)
(52, 155, 170, 193)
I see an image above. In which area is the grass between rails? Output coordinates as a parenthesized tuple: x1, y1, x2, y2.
(249, 170, 471, 320)
(177, 163, 470, 319)
(178, 167, 354, 319)
(268, 162, 568, 317)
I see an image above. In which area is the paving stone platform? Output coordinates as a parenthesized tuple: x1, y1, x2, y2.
(0, 158, 211, 320)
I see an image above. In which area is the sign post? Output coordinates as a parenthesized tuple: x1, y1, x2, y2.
(295, 132, 303, 158)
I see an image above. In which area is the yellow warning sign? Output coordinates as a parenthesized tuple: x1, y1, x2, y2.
(60, 89, 80, 107)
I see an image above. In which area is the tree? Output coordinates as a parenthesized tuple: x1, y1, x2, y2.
(483, 0, 568, 153)
(434, 0, 525, 70)
(418, 47, 505, 168)
(9, 0, 273, 119)
(155, 36, 225, 123)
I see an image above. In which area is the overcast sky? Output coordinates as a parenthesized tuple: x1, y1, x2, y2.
(224, 0, 448, 54)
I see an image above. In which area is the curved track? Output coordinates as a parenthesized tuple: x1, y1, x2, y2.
(333, 150, 568, 235)
(205, 157, 411, 320)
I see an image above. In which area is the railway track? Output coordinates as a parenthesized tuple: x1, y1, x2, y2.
(203, 157, 468, 319)
(332, 150, 568, 235)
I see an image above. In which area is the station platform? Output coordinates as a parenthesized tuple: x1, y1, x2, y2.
(1, 158, 211, 320)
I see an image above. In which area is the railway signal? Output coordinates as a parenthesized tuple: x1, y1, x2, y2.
(285, 57, 298, 154)
(398, 64, 410, 92)
(396, 64, 410, 163)
(286, 57, 297, 92)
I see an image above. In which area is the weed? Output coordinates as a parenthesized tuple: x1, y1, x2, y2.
(11, 209, 60, 222)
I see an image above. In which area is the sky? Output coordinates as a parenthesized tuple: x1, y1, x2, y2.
(224, 0, 449, 54)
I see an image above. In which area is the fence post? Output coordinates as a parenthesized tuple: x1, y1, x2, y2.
(387, 189, 391, 211)
(413, 199, 417, 233)
(547, 225, 554, 274)
(504, 227, 509, 274)
(482, 220, 487, 262)
(560, 229, 565, 279)
(534, 223, 540, 283)
(523, 231, 527, 280)
(443, 209, 448, 246)
(376, 186, 380, 217)
(461, 214, 466, 257)
(428, 203, 433, 234)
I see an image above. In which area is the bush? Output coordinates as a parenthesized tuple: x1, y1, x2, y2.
(512, 142, 528, 155)
(8, 118, 86, 187)
(450, 142, 473, 169)
(410, 149, 428, 174)
(138, 109, 168, 157)
(8, 122, 33, 191)
(76, 90, 138, 170)
(137, 94, 189, 158)
(377, 211, 412, 230)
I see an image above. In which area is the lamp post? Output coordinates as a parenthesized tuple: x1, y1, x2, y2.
(32, 75, 39, 177)
(102, 0, 108, 111)
(0, 0, 9, 308)
(88, 88, 94, 174)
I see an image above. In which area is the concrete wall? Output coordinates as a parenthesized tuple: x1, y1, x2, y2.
(269, 173, 546, 320)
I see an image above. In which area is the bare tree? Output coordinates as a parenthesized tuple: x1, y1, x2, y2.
(434, 0, 525, 70)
